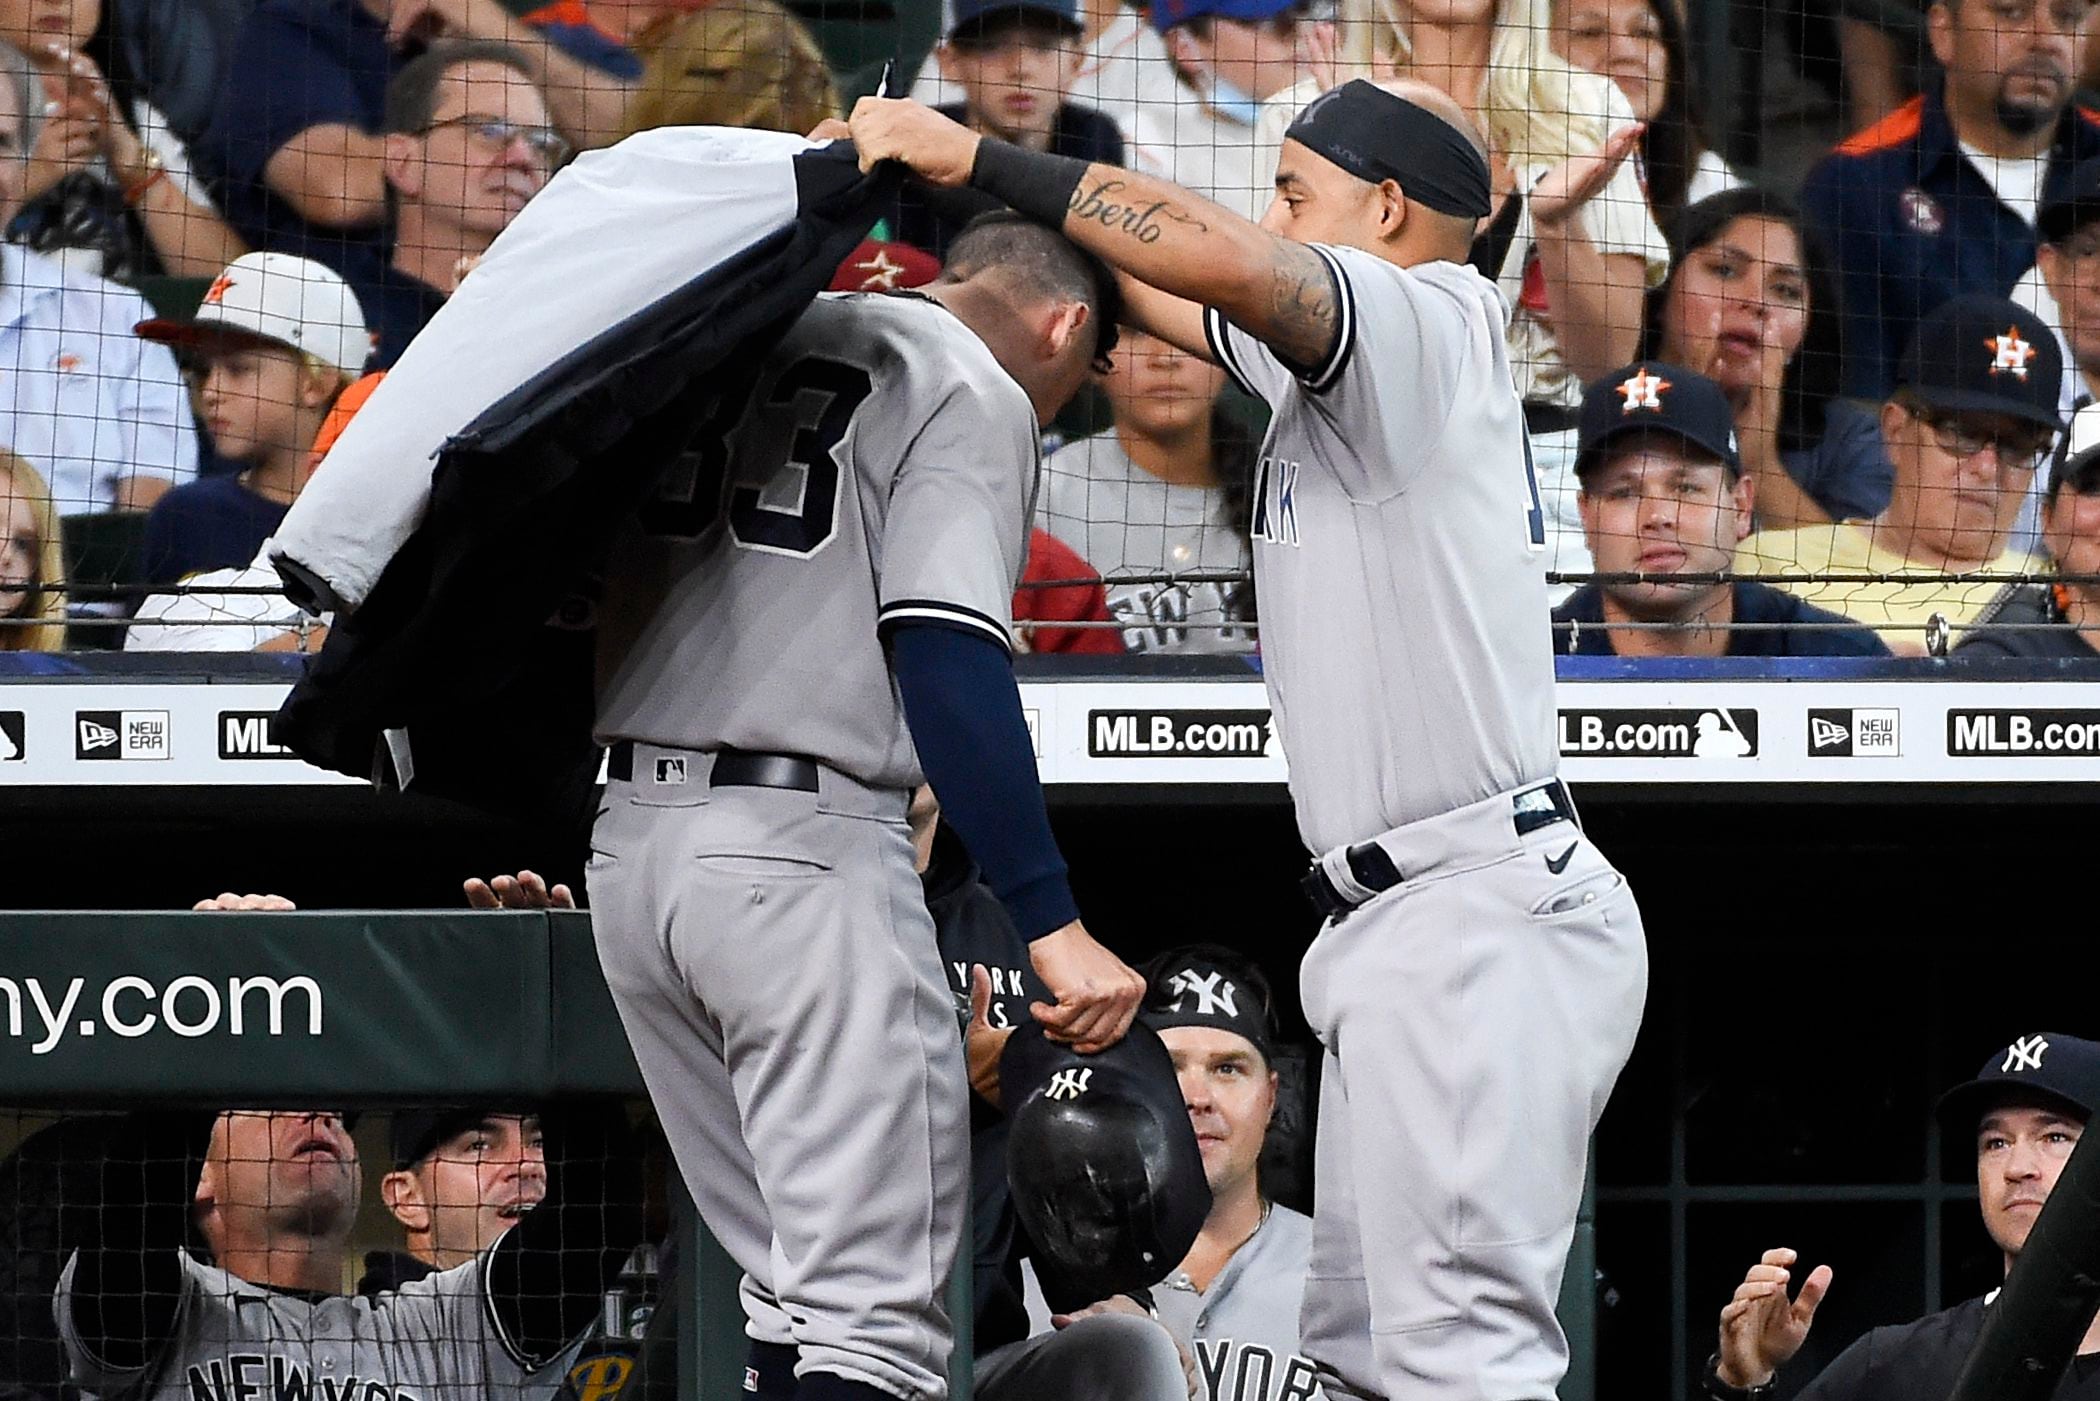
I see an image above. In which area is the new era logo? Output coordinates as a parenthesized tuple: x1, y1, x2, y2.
(1807, 708, 1901, 758)
(75, 710, 171, 760)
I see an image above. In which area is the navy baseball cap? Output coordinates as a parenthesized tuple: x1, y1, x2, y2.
(1895, 294, 2064, 434)
(949, 0, 1080, 39)
(1574, 361, 1741, 478)
(2041, 156, 2100, 244)
(1937, 1032, 2100, 1140)
(1149, 0, 1297, 32)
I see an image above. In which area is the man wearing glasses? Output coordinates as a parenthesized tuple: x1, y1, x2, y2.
(360, 39, 570, 365)
(1737, 296, 2065, 655)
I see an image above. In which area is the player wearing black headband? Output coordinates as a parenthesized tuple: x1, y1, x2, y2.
(851, 78, 1648, 1401)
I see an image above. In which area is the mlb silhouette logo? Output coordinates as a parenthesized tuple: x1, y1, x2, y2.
(654, 756, 687, 785)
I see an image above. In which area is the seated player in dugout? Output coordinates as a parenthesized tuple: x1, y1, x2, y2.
(894, 0, 1125, 259)
(1139, 945, 1322, 1401)
(362, 1109, 549, 1295)
(1699, 1033, 2100, 1401)
(1554, 362, 1890, 657)
(1735, 295, 2067, 655)
(1959, 398, 2100, 657)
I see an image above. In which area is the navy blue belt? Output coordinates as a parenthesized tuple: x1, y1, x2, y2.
(605, 742, 819, 793)
(1301, 779, 1577, 920)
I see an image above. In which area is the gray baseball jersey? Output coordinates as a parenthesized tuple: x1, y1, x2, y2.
(1156, 1206, 1324, 1401)
(1202, 245, 1558, 854)
(593, 291, 1037, 786)
(55, 1249, 573, 1400)
(1038, 431, 1250, 653)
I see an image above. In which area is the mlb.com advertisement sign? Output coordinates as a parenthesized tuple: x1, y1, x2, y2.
(1557, 708, 1759, 759)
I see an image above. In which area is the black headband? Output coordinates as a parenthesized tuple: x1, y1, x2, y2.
(1138, 958, 1275, 1061)
(1284, 79, 1492, 219)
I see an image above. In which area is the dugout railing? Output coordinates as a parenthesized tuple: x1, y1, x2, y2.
(0, 909, 1600, 1401)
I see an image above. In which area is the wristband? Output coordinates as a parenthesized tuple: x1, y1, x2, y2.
(1699, 1353, 1774, 1401)
(121, 147, 167, 206)
(967, 138, 1089, 230)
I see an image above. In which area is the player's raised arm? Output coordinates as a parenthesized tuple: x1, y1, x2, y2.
(848, 82, 1490, 375)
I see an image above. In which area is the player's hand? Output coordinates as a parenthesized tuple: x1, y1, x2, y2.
(1051, 1294, 1151, 1328)
(1528, 122, 1643, 230)
(193, 893, 298, 911)
(1028, 921, 1144, 1053)
(806, 117, 852, 143)
(1716, 1247, 1831, 1389)
(464, 870, 576, 909)
(847, 97, 979, 187)
(965, 964, 1013, 1104)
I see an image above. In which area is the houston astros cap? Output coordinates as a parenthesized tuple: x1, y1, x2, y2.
(136, 251, 372, 377)
(1149, 0, 1297, 33)
(1574, 361, 1741, 478)
(949, 0, 1080, 40)
(1937, 1032, 2100, 1139)
(1895, 294, 2063, 434)
(1138, 943, 1277, 1062)
(2041, 156, 2100, 244)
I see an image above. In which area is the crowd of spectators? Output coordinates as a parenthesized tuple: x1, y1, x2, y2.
(0, 0, 2096, 658)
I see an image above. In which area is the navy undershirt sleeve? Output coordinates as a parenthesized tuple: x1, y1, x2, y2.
(889, 622, 1079, 942)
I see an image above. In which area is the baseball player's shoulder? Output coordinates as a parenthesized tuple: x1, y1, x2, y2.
(1260, 1202, 1316, 1263)
(1318, 244, 1509, 335)
(823, 291, 1035, 424)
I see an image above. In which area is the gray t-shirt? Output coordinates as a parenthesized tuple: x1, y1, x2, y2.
(1204, 246, 1560, 854)
(57, 1249, 575, 1400)
(594, 292, 1038, 790)
(1156, 1205, 1322, 1401)
(1038, 430, 1251, 653)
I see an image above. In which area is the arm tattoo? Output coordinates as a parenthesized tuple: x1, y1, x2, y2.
(1067, 178, 1210, 245)
(1262, 241, 1342, 372)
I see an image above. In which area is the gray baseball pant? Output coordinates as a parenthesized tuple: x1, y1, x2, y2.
(1297, 783, 1648, 1401)
(976, 1314, 1190, 1401)
(590, 743, 970, 1401)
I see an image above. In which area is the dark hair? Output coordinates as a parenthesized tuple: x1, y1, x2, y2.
(1632, 0, 1713, 230)
(385, 39, 539, 134)
(946, 209, 1122, 362)
(1639, 186, 1846, 452)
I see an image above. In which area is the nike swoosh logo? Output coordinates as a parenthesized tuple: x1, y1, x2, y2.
(1545, 842, 1578, 875)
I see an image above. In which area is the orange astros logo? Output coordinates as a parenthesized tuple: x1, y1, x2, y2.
(1987, 326, 2037, 380)
(52, 352, 80, 374)
(1616, 367, 1670, 412)
(202, 274, 235, 305)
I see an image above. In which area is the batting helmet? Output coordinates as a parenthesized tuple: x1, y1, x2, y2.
(1001, 1021, 1210, 1308)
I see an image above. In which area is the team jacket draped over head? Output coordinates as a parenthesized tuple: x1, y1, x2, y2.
(267, 129, 899, 825)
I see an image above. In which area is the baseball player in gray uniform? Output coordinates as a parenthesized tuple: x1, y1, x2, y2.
(853, 75, 1650, 1401)
(590, 212, 1145, 1401)
(1141, 946, 1321, 1401)
(54, 1108, 639, 1401)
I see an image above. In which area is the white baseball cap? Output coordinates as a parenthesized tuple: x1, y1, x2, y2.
(2056, 399, 2100, 491)
(135, 251, 372, 376)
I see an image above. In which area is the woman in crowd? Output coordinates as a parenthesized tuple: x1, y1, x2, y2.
(1340, 0, 1670, 411)
(0, 451, 66, 653)
(621, 0, 841, 137)
(1550, 0, 1742, 229)
(1038, 329, 1257, 653)
(0, 0, 245, 279)
(1642, 187, 1885, 530)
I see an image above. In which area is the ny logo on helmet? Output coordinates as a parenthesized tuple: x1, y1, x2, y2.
(2004, 1035, 2049, 1073)
(1046, 1068, 1093, 1101)
(1168, 969, 1238, 1018)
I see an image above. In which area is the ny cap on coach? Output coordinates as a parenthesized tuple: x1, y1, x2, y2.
(1574, 361, 1741, 478)
(1937, 1032, 2100, 1137)
(1896, 294, 2064, 434)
